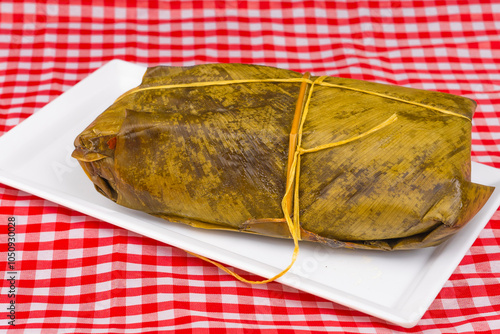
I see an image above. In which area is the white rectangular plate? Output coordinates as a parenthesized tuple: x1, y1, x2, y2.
(1, 60, 499, 328)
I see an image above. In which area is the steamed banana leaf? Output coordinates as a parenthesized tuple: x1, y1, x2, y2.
(72, 63, 494, 251)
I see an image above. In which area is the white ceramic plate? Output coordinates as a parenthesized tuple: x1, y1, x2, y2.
(1, 60, 499, 328)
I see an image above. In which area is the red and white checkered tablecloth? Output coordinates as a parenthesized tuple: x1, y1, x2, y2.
(1, 1, 500, 333)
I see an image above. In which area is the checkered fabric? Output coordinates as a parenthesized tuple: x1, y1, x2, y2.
(1, 1, 500, 333)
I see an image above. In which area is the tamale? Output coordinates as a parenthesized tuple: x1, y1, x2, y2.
(72, 63, 494, 253)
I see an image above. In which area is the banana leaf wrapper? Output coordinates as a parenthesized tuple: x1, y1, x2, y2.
(72, 63, 494, 251)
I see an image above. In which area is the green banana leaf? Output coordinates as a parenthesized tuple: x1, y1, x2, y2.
(72, 63, 494, 250)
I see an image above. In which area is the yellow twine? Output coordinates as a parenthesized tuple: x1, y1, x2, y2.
(116, 73, 469, 284)
(116, 77, 470, 121)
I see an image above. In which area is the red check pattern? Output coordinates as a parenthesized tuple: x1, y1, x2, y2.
(1, 1, 500, 333)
